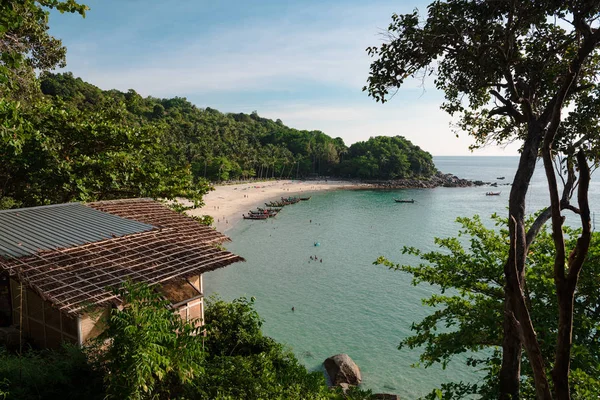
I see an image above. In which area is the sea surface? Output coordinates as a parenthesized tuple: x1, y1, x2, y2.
(204, 156, 600, 399)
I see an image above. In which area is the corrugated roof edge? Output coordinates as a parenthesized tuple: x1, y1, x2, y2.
(0, 202, 82, 214)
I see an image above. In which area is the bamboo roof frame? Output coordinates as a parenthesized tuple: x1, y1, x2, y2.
(0, 199, 244, 315)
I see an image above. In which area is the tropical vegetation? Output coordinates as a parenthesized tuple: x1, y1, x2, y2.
(376, 215, 600, 399)
(366, 1, 600, 398)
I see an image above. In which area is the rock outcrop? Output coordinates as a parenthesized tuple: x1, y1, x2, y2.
(323, 353, 362, 387)
(366, 171, 488, 189)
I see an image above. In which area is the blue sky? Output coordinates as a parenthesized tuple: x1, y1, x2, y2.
(50, 0, 519, 156)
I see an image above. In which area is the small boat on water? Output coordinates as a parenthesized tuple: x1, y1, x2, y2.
(300, 196, 311, 201)
(486, 191, 501, 196)
(497, 177, 505, 180)
(243, 213, 268, 220)
(394, 199, 415, 203)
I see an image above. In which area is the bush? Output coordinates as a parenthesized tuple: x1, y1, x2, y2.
(0, 345, 103, 400)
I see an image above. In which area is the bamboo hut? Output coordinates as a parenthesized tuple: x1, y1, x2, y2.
(0, 198, 244, 348)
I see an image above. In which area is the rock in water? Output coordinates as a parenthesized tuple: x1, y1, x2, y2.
(323, 354, 362, 386)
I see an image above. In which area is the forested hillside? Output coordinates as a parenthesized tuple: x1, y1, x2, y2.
(40, 72, 436, 180)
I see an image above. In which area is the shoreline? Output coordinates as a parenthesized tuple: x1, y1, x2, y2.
(187, 180, 366, 233)
(187, 173, 499, 233)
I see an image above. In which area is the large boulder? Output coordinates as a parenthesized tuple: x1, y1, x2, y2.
(323, 353, 362, 386)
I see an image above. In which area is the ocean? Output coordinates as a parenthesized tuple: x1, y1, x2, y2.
(204, 156, 600, 399)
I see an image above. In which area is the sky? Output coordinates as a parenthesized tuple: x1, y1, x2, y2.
(49, 0, 521, 156)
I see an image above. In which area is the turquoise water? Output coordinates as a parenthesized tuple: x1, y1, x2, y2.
(204, 156, 600, 399)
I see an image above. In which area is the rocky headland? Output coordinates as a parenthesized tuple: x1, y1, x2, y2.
(365, 171, 502, 189)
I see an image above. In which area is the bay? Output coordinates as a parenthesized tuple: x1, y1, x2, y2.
(204, 156, 600, 399)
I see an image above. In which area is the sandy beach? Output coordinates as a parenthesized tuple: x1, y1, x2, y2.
(187, 180, 361, 233)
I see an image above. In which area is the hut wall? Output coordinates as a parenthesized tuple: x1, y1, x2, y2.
(79, 308, 109, 345)
(182, 274, 204, 328)
(199, 274, 204, 325)
(9, 278, 78, 348)
(176, 298, 203, 328)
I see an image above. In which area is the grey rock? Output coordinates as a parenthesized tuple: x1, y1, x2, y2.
(323, 353, 362, 386)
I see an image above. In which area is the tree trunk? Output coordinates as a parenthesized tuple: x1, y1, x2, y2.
(551, 151, 591, 400)
(500, 296, 522, 400)
(500, 124, 545, 399)
(553, 286, 574, 400)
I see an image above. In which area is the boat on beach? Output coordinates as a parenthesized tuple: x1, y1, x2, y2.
(394, 199, 415, 203)
(249, 209, 278, 217)
(243, 213, 269, 220)
(486, 191, 501, 196)
(265, 197, 301, 207)
(258, 207, 282, 212)
(281, 196, 301, 204)
(265, 201, 286, 207)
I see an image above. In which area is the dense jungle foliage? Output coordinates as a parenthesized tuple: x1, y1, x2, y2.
(40, 71, 436, 181)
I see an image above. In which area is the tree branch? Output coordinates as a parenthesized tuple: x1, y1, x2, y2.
(490, 90, 526, 122)
(567, 151, 591, 282)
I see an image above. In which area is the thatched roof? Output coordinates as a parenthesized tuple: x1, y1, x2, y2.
(0, 199, 244, 315)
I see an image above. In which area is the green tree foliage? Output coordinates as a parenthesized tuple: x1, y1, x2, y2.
(34, 72, 435, 186)
(0, 95, 208, 208)
(376, 215, 600, 399)
(0, 0, 87, 98)
(339, 136, 436, 179)
(365, 2, 600, 398)
(96, 281, 205, 399)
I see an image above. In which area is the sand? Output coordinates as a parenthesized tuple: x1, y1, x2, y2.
(187, 180, 361, 233)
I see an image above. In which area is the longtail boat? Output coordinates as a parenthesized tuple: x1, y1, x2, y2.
(265, 201, 286, 207)
(486, 191, 501, 196)
(281, 197, 301, 204)
(258, 207, 282, 212)
(394, 199, 415, 203)
(249, 209, 278, 217)
(243, 213, 268, 220)
(300, 196, 311, 201)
